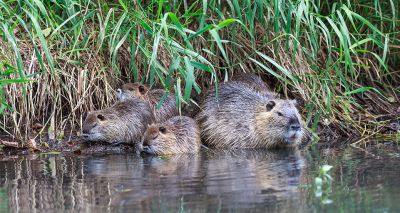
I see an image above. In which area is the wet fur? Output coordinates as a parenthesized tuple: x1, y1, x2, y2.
(142, 116, 201, 155)
(231, 72, 278, 97)
(197, 82, 304, 149)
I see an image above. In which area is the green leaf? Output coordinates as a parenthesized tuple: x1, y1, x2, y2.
(118, 0, 128, 12)
(216, 18, 237, 29)
(24, 9, 55, 74)
(209, 29, 229, 64)
(183, 57, 195, 101)
(343, 87, 380, 96)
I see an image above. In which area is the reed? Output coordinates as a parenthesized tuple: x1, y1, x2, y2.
(0, 0, 398, 143)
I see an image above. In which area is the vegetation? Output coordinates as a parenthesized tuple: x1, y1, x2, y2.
(0, 0, 399, 143)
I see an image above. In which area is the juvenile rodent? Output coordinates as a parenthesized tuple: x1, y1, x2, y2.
(117, 83, 178, 123)
(141, 116, 201, 155)
(197, 82, 304, 149)
(81, 98, 154, 145)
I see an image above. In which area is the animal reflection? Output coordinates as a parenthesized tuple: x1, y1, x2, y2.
(0, 150, 305, 212)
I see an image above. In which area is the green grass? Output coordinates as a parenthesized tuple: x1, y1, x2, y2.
(0, 0, 399, 143)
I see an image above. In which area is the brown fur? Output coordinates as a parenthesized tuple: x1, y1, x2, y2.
(231, 72, 278, 97)
(117, 83, 178, 123)
(141, 116, 201, 155)
(197, 82, 304, 149)
(81, 98, 154, 146)
(182, 73, 277, 118)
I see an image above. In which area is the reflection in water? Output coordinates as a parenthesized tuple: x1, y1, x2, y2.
(0, 150, 304, 212)
(204, 149, 304, 211)
(1, 147, 400, 212)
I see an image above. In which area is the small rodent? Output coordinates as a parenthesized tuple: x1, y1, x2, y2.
(141, 116, 201, 155)
(81, 98, 154, 146)
(197, 82, 304, 149)
(116, 83, 178, 123)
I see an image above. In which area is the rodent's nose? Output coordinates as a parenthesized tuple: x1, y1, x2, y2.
(82, 127, 89, 134)
(290, 124, 301, 131)
(82, 123, 97, 134)
(288, 116, 300, 131)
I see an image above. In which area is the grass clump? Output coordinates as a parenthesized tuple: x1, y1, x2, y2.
(0, 0, 399, 143)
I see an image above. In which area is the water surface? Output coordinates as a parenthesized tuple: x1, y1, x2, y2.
(0, 146, 399, 212)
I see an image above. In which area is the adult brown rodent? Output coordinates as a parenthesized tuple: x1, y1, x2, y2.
(141, 116, 201, 155)
(197, 82, 304, 149)
(116, 83, 178, 123)
(81, 98, 154, 146)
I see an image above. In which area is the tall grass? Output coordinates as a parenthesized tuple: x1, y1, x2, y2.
(0, 0, 399, 143)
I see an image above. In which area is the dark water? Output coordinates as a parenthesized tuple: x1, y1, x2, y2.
(0, 146, 399, 212)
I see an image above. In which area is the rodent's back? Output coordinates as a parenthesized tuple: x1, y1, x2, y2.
(166, 116, 200, 145)
(198, 83, 268, 148)
(148, 89, 178, 123)
(121, 99, 155, 143)
(231, 72, 278, 97)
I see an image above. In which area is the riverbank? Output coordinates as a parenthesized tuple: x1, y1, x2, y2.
(0, 1, 399, 144)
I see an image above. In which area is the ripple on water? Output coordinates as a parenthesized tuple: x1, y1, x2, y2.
(0, 146, 400, 212)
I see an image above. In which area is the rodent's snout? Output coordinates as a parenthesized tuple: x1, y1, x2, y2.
(143, 139, 149, 147)
(82, 127, 90, 134)
(142, 145, 154, 154)
(290, 124, 301, 131)
(288, 116, 301, 131)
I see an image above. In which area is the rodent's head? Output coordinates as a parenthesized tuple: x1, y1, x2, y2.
(142, 124, 176, 155)
(116, 83, 149, 101)
(81, 111, 120, 144)
(256, 99, 304, 148)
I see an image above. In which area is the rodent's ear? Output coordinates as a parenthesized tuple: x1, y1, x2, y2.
(138, 85, 146, 94)
(266, 101, 276, 111)
(97, 114, 106, 121)
(159, 126, 166, 134)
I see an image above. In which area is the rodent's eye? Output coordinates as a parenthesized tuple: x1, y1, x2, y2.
(138, 85, 145, 93)
(159, 126, 166, 134)
(277, 112, 283, 116)
(127, 87, 134, 91)
(97, 114, 106, 121)
(266, 100, 276, 111)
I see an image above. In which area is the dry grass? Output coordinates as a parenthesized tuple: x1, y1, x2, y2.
(0, 0, 399, 144)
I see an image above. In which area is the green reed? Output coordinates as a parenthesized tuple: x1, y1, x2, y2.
(0, 0, 398, 142)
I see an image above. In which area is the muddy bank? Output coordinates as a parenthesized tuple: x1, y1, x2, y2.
(1, 132, 399, 159)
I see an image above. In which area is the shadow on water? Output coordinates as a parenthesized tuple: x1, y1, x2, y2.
(0, 146, 400, 212)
